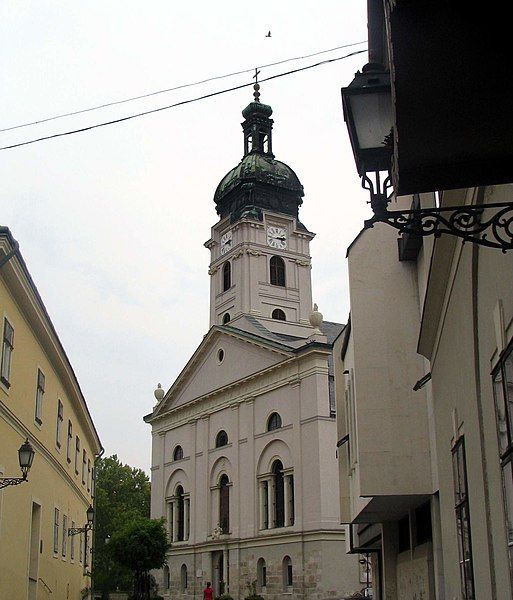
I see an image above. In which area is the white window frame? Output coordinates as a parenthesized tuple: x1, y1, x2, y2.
(35, 369, 45, 425)
(1, 318, 14, 387)
(53, 507, 60, 555)
(56, 399, 63, 448)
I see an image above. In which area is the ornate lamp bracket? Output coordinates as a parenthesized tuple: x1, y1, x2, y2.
(361, 173, 513, 252)
(68, 523, 92, 536)
(0, 476, 26, 489)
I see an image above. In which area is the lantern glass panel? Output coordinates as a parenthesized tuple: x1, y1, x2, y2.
(350, 91, 393, 151)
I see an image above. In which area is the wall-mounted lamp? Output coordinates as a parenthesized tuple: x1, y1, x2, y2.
(0, 439, 35, 489)
(68, 505, 94, 536)
(342, 64, 513, 251)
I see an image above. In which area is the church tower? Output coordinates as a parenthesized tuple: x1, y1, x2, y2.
(205, 85, 315, 335)
(146, 85, 361, 600)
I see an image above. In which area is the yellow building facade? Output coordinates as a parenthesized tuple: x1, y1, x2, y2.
(0, 227, 102, 600)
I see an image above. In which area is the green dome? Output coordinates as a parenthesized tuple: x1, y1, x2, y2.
(214, 153, 304, 205)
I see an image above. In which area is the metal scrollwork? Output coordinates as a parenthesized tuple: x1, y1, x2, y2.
(365, 202, 513, 252)
(0, 477, 26, 489)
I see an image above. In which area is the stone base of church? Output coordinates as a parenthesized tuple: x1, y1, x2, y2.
(158, 534, 361, 600)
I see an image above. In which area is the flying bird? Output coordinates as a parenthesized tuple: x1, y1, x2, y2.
(266, 31, 271, 37)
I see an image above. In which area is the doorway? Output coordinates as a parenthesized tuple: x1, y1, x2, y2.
(28, 502, 41, 600)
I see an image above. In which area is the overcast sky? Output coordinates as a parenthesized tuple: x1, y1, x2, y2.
(0, 1, 370, 472)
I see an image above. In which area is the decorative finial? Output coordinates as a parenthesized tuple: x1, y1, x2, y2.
(154, 383, 165, 401)
(252, 68, 261, 102)
(309, 303, 323, 333)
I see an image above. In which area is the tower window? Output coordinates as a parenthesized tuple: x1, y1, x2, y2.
(272, 460, 285, 527)
(222, 313, 231, 324)
(216, 430, 228, 448)
(267, 412, 282, 432)
(272, 308, 286, 321)
(270, 256, 285, 287)
(223, 261, 231, 292)
(173, 445, 184, 461)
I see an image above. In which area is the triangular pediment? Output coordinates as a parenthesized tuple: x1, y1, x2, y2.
(150, 326, 293, 418)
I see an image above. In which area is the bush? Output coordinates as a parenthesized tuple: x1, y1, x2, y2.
(216, 595, 234, 600)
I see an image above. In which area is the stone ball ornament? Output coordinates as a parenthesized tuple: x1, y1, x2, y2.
(154, 383, 165, 402)
(309, 303, 323, 331)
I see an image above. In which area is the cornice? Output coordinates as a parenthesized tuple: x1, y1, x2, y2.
(149, 357, 330, 434)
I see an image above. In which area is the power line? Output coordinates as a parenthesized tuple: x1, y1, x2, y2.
(0, 49, 367, 152)
(0, 41, 366, 134)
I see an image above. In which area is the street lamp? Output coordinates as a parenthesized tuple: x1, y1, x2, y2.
(341, 64, 513, 252)
(0, 439, 35, 489)
(68, 505, 94, 536)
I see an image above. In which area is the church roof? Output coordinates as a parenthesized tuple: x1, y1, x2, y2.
(213, 153, 304, 205)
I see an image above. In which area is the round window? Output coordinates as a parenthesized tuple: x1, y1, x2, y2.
(217, 349, 225, 363)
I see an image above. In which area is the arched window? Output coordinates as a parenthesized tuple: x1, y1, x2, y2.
(282, 556, 293, 589)
(267, 412, 282, 431)
(270, 256, 285, 287)
(163, 565, 170, 589)
(272, 460, 285, 528)
(222, 312, 231, 324)
(176, 486, 185, 541)
(223, 261, 231, 292)
(219, 474, 230, 534)
(180, 564, 188, 591)
(173, 445, 184, 461)
(272, 308, 286, 321)
(216, 430, 228, 448)
(257, 557, 267, 590)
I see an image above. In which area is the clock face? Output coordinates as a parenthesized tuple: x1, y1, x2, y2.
(267, 226, 287, 249)
(220, 230, 232, 255)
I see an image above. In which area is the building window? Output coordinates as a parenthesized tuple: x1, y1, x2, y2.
(79, 532, 83, 564)
(53, 508, 59, 554)
(415, 502, 433, 545)
(82, 450, 87, 485)
(267, 412, 282, 431)
(282, 556, 293, 589)
(66, 420, 73, 463)
(173, 445, 184, 461)
(180, 564, 188, 590)
(223, 261, 231, 292)
(70, 521, 75, 560)
(87, 459, 91, 492)
(257, 558, 267, 590)
(35, 369, 45, 424)
(62, 514, 68, 557)
(259, 462, 294, 530)
(164, 565, 170, 589)
(216, 430, 228, 448)
(177, 485, 185, 541)
(270, 256, 285, 287)
(272, 460, 285, 528)
(56, 400, 63, 447)
(75, 436, 80, 475)
(222, 312, 231, 324)
(272, 308, 286, 321)
(1, 318, 14, 386)
(493, 352, 513, 584)
(398, 515, 410, 553)
(219, 474, 230, 534)
(452, 437, 475, 600)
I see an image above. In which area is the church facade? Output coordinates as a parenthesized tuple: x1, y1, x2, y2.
(144, 88, 361, 600)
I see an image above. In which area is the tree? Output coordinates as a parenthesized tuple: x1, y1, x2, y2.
(93, 455, 151, 598)
(108, 517, 170, 600)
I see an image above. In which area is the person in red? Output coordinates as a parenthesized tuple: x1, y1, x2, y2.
(203, 582, 214, 600)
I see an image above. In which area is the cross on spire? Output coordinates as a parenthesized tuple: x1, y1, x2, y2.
(252, 68, 261, 102)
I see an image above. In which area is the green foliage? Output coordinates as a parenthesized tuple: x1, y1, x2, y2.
(93, 455, 152, 597)
(107, 516, 170, 574)
(216, 595, 234, 600)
